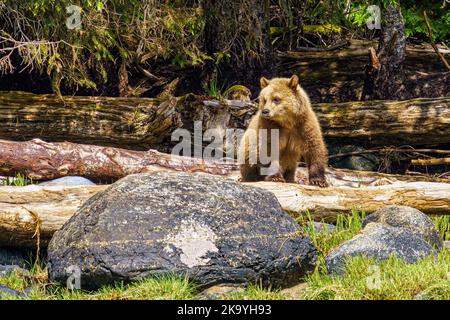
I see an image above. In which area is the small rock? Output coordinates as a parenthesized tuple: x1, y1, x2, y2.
(331, 145, 379, 171)
(0, 248, 27, 268)
(39, 176, 95, 186)
(326, 222, 435, 274)
(304, 222, 336, 234)
(0, 265, 30, 277)
(0, 284, 27, 299)
(363, 206, 443, 248)
(197, 284, 245, 300)
(444, 241, 450, 250)
(280, 282, 308, 300)
(48, 172, 317, 290)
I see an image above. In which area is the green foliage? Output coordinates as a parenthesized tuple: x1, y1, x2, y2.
(1, 173, 33, 186)
(346, 0, 449, 43)
(298, 208, 366, 263)
(0, 0, 207, 90)
(433, 215, 450, 241)
(203, 78, 224, 99)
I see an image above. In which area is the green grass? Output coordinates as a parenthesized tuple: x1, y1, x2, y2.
(1, 173, 33, 186)
(303, 251, 450, 300)
(433, 215, 450, 241)
(1, 209, 449, 300)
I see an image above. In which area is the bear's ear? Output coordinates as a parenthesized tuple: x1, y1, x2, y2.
(288, 75, 299, 89)
(260, 77, 270, 88)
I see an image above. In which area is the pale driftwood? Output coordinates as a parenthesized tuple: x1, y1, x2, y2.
(0, 184, 105, 247)
(0, 92, 255, 150)
(1, 178, 449, 248)
(0, 92, 449, 149)
(411, 157, 450, 166)
(250, 181, 450, 221)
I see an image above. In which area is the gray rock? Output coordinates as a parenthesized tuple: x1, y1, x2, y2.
(0, 284, 27, 299)
(363, 206, 443, 248)
(306, 222, 336, 234)
(48, 172, 317, 290)
(0, 248, 27, 267)
(0, 265, 30, 277)
(326, 222, 435, 274)
(331, 145, 379, 171)
(39, 176, 95, 186)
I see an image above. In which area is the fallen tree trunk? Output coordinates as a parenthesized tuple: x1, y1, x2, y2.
(0, 93, 449, 148)
(0, 92, 256, 151)
(1, 180, 449, 248)
(1, 139, 450, 183)
(279, 39, 450, 102)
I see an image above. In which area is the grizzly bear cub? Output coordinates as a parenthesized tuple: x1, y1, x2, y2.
(239, 75, 328, 187)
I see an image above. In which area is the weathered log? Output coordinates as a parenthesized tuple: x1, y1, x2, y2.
(0, 93, 449, 148)
(0, 184, 105, 248)
(279, 39, 450, 102)
(314, 97, 450, 146)
(1, 179, 449, 248)
(0, 92, 256, 151)
(1, 139, 450, 183)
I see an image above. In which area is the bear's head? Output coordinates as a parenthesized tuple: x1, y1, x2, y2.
(258, 75, 306, 128)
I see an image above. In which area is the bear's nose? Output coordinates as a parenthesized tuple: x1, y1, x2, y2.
(262, 109, 270, 116)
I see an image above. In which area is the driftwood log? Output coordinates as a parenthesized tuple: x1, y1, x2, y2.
(1, 139, 450, 183)
(0, 93, 449, 149)
(0, 139, 449, 248)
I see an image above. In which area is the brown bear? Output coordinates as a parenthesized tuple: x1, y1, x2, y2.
(239, 75, 328, 187)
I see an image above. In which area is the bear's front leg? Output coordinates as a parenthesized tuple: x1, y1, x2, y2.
(303, 144, 328, 187)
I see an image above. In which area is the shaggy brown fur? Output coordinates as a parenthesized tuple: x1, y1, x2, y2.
(239, 75, 328, 187)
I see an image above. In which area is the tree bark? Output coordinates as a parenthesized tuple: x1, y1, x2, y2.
(1, 180, 448, 248)
(362, 4, 407, 100)
(203, 0, 274, 92)
(0, 93, 449, 148)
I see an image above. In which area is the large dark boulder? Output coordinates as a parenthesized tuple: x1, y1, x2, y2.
(326, 222, 435, 274)
(363, 206, 443, 248)
(48, 172, 317, 290)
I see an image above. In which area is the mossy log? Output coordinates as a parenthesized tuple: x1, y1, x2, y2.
(0, 92, 449, 148)
(1, 179, 449, 248)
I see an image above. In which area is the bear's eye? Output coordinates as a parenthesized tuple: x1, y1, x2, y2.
(272, 97, 281, 105)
